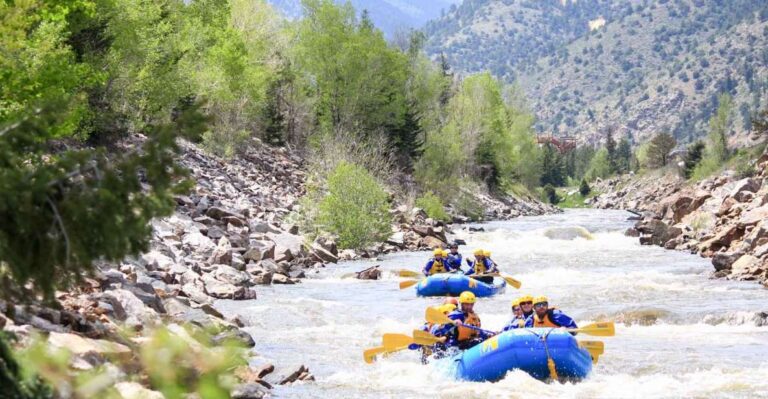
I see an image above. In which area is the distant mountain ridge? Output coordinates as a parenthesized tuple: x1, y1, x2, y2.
(267, 0, 460, 38)
(425, 0, 768, 146)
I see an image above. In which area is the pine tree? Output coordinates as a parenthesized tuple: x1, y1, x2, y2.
(617, 137, 632, 173)
(579, 178, 591, 196)
(683, 141, 705, 178)
(540, 144, 565, 187)
(605, 129, 618, 173)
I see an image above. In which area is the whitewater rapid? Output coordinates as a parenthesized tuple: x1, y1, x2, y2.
(217, 209, 768, 398)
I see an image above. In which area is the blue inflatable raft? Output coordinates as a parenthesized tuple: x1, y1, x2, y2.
(450, 328, 592, 382)
(415, 274, 505, 297)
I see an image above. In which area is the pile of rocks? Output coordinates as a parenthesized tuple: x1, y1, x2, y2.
(594, 148, 768, 287)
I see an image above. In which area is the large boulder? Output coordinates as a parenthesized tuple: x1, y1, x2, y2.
(310, 242, 338, 263)
(418, 235, 445, 249)
(182, 232, 216, 255)
(730, 255, 765, 280)
(212, 264, 251, 286)
(712, 251, 743, 271)
(739, 204, 768, 227)
(202, 274, 246, 299)
(114, 382, 165, 399)
(48, 332, 131, 360)
(729, 178, 761, 197)
(102, 289, 160, 329)
(269, 232, 304, 262)
(244, 240, 276, 262)
(206, 206, 246, 221)
(208, 237, 233, 265)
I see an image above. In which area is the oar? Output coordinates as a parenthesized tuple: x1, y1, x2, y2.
(363, 345, 410, 364)
(578, 340, 604, 364)
(363, 346, 387, 364)
(567, 321, 615, 337)
(399, 279, 419, 289)
(412, 329, 447, 346)
(470, 273, 522, 289)
(382, 333, 415, 349)
(424, 307, 497, 336)
(395, 269, 421, 278)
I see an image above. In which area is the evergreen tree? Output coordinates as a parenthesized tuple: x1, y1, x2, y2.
(540, 144, 565, 187)
(683, 141, 705, 178)
(605, 129, 618, 173)
(617, 136, 632, 173)
(579, 179, 591, 196)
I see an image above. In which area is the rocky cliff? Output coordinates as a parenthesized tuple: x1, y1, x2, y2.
(591, 148, 768, 287)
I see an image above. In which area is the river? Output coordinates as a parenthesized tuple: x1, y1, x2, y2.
(217, 209, 768, 398)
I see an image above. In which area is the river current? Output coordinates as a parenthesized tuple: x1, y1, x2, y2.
(218, 209, 768, 398)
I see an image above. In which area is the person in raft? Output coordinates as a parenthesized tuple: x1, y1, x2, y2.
(502, 298, 527, 331)
(518, 294, 535, 320)
(525, 296, 578, 331)
(445, 242, 463, 272)
(423, 248, 448, 276)
(434, 291, 494, 350)
(464, 249, 497, 284)
(410, 298, 458, 363)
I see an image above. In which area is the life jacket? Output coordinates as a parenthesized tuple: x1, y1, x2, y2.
(533, 308, 560, 328)
(457, 311, 481, 341)
(473, 258, 488, 274)
(428, 258, 446, 275)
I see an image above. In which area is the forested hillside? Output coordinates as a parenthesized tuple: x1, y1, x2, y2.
(426, 0, 768, 145)
(268, 0, 460, 38)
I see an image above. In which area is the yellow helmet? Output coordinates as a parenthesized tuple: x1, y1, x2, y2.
(510, 299, 521, 308)
(458, 291, 476, 304)
(483, 250, 491, 257)
(433, 248, 443, 256)
(440, 303, 457, 314)
(519, 294, 534, 303)
(533, 295, 549, 305)
(441, 249, 449, 257)
(473, 249, 484, 256)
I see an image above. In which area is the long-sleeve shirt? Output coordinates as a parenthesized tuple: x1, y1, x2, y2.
(502, 315, 529, 331)
(445, 253, 463, 271)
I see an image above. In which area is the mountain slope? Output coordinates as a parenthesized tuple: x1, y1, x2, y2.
(268, 0, 460, 37)
(426, 0, 768, 145)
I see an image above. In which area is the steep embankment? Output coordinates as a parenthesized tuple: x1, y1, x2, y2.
(590, 148, 768, 287)
(1, 138, 555, 395)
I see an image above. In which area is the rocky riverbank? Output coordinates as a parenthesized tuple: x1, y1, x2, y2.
(1, 138, 556, 398)
(590, 148, 768, 287)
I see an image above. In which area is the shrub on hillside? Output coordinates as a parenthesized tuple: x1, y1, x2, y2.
(579, 179, 591, 196)
(416, 191, 450, 222)
(543, 184, 559, 204)
(316, 162, 392, 249)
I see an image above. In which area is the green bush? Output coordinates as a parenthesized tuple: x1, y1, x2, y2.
(415, 191, 450, 222)
(579, 179, 591, 196)
(543, 184, 559, 204)
(316, 162, 392, 249)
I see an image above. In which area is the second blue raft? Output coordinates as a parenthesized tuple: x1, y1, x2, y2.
(450, 328, 593, 382)
(415, 273, 505, 297)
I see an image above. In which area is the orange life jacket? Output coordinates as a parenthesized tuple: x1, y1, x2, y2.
(428, 258, 446, 275)
(473, 258, 488, 274)
(533, 308, 559, 328)
(457, 311, 481, 341)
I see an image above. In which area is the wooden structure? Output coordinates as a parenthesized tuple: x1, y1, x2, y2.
(536, 134, 577, 153)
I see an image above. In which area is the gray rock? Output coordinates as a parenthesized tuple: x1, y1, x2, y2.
(202, 274, 246, 299)
(206, 206, 246, 221)
(271, 273, 296, 285)
(231, 383, 269, 399)
(102, 289, 160, 328)
(211, 329, 255, 347)
(310, 242, 338, 263)
(244, 240, 276, 262)
(212, 264, 250, 286)
(712, 252, 743, 271)
(181, 283, 212, 305)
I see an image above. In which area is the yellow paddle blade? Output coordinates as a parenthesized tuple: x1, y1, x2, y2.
(396, 269, 420, 278)
(363, 346, 388, 364)
(382, 333, 414, 350)
(425, 306, 453, 325)
(501, 274, 522, 289)
(578, 340, 604, 355)
(399, 279, 419, 289)
(569, 321, 615, 337)
(412, 329, 444, 346)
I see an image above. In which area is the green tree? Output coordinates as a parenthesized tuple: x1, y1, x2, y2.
(579, 179, 591, 196)
(540, 144, 565, 186)
(617, 136, 632, 173)
(693, 93, 733, 179)
(646, 132, 677, 168)
(317, 162, 392, 249)
(605, 129, 618, 173)
(683, 141, 705, 178)
(586, 148, 612, 180)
